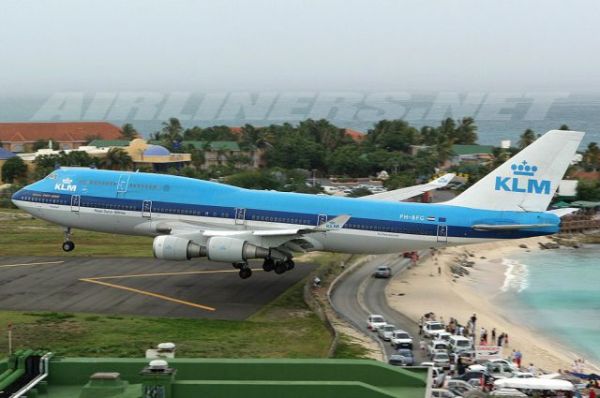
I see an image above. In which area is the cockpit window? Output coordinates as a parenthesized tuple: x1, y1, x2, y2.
(46, 172, 58, 180)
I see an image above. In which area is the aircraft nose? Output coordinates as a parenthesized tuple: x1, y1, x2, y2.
(11, 188, 25, 206)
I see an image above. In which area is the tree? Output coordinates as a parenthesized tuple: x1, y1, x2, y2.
(100, 148, 133, 170)
(366, 120, 421, 152)
(453, 117, 478, 144)
(327, 145, 371, 177)
(225, 170, 281, 190)
(2, 157, 27, 183)
(576, 179, 600, 201)
(120, 123, 139, 140)
(518, 129, 537, 149)
(32, 139, 49, 151)
(582, 142, 600, 171)
(559, 124, 570, 130)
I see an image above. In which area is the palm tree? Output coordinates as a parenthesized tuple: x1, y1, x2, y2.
(454, 117, 478, 144)
(518, 129, 537, 149)
(120, 123, 139, 140)
(583, 142, 600, 171)
(100, 148, 133, 170)
(161, 118, 183, 142)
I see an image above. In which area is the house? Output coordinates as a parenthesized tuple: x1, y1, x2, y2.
(173, 141, 264, 170)
(451, 144, 495, 164)
(0, 122, 122, 153)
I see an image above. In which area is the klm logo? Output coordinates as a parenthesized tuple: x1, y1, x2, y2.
(54, 178, 77, 192)
(494, 161, 551, 195)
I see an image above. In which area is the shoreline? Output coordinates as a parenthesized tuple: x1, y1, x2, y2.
(386, 236, 600, 373)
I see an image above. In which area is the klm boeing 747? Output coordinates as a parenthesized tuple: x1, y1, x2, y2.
(11, 130, 583, 279)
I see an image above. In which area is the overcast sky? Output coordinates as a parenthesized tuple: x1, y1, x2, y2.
(1, 0, 599, 94)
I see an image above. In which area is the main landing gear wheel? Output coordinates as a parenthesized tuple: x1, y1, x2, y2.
(262, 258, 275, 272)
(274, 261, 288, 275)
(62, 241, 75, 252)
(286, 259, 295, 270)
(239, 267, 252, 279)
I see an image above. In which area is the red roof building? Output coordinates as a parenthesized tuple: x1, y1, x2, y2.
(0, 122, 122, 152)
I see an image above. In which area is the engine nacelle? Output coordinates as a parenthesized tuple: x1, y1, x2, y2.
(152, 236, 207, 261)
(207, 237, 270, 263)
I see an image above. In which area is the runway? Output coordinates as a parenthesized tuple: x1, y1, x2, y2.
(0, 256, 315, 320)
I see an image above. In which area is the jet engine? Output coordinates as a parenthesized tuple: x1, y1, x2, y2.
(206, 236, 270, 263)
(153, 235, 270, 263)
(152, 236, 207, 261)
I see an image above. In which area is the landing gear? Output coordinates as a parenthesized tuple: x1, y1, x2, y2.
(62, 227, 75, 252)
(274, 259, 295, 275)
(62, 241, 75, 252)
(233, 262, 253, 279)
(262, 258, 275, 272)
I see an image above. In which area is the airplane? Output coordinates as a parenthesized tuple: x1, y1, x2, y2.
(11, 130, 583, 279)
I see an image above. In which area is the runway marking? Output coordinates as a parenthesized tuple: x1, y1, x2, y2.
(79, 277, 217, 312)
(0, 260, 64, 269)
(88, 268, 262, 280)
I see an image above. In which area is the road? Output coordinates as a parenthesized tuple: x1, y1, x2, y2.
(330, 253, 429, 363)
(0, 256, 315, 320)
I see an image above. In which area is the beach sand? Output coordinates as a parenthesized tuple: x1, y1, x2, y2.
(386, 236, 599, 373)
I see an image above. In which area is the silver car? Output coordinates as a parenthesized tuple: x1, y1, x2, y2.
(377, 324, 396, 341)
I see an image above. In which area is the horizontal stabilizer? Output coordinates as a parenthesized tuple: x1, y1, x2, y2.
(366, 173, 455, 202)
(547, 208, 578, 218)
(472, 223, 554, 231)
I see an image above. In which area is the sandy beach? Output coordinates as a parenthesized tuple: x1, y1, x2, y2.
(386, 236, 600, 374)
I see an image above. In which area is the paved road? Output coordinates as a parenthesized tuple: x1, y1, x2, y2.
(0, 256, 315, 320)
(330, 253, 429, 363)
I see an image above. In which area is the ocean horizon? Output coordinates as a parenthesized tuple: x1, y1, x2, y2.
(504, 245, 600, 368)
(1, 93, 599, 148)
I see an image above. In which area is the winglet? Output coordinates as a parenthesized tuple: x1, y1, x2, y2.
(430, 173, 456, 187)
(316, 214, 351, 231)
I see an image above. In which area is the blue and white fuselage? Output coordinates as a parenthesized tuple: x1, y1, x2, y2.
(11, 130, 583, 279)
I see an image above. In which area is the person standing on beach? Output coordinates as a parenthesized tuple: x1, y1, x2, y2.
(515, 349, 522, 368)
(504, 333, 509, 346)
(491, 328, 496, 343)
(498, 333, 504, 347)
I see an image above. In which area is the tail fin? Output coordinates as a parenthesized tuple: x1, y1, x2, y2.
(447, 130, 584, 212)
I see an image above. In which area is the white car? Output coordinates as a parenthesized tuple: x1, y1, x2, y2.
(390, 330, 413, 349)
(489, 359, 519, 371)
(428, 340, 449, 356)
(366, 314, 386, 332)
(377, 324, 396, 341)
(449, 335, 472, 353)
(432, 352, 451, 369)
(431, 388, 461, 398)
(422, 321, 446, 338)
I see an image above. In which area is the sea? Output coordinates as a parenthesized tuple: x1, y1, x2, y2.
(1, 92, 600, 148)
(503, 245, 600, 366)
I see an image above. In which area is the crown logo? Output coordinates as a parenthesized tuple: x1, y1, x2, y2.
(62, 178, 73, 184)
(511, 161, 538, 177)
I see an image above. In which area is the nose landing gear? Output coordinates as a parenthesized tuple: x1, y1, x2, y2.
(62, 227, 75, 252)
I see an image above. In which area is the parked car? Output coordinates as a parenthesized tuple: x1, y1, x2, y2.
(389, 354, 409, 366)
(373, 266, 392, 278)
(390, 330, 413, 349)
(431, 388, 461, 398)
(420, 362, 446, 388)
(432, 351, 451, 370)
(428, 340, 449, 357)
(377, 324, 397, 341)
(449, 335, 472, 353)
(452, 370, 492, 385)
(422, 321, 446, 338)
(451, 350, 477, 365)
(446, 379, 477, 396)
(437, 332, 452, 342)
(366, 314, 386, 331)
(395, 348, 414, 366)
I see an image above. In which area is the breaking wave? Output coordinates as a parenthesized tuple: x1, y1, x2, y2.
(501, 258, 529, 293)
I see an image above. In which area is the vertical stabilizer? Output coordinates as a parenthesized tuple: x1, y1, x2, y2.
(447, 130, 584, 212)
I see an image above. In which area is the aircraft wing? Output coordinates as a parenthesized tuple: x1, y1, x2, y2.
(365, 173, 455, 202)
(156, 215, 351, 252)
